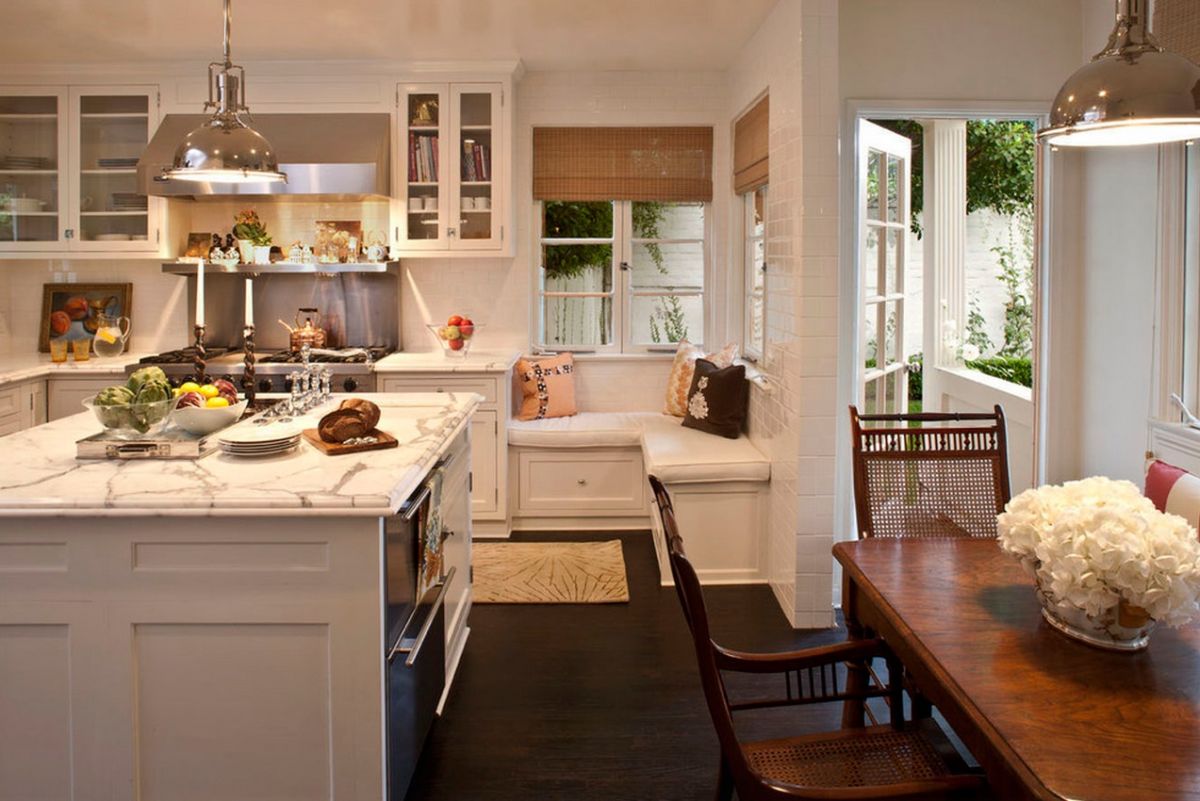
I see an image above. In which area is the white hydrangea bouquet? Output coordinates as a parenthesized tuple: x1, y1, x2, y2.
(997, 476, 1200, 651)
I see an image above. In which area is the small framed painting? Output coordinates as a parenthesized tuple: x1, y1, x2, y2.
(184, 232, 215, 258)
(39, 283, 133, 352)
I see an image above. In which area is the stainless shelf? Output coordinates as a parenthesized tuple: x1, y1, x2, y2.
(162, 260, 399, 275)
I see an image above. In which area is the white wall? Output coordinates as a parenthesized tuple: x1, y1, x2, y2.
(839, 0, 1085, 103)
(731, 0, 841, 629)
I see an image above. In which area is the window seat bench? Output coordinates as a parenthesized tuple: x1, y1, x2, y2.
(508, 412, 770, 585)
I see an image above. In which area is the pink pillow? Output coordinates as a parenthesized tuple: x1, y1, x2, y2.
(1145, 459, 1200, 529)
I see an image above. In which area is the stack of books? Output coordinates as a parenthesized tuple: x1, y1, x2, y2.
(461, 140, 491, 182)
(408, 133, 439, 183)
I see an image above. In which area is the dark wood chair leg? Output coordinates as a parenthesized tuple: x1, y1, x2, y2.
(715, 757, 734, 801)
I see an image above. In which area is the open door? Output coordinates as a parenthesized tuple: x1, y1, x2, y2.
(857, 121, 913, 416)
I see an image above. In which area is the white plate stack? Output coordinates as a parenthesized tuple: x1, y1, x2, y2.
(218, 423, 302, 457)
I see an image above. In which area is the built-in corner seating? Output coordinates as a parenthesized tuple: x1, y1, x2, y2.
(506, 361, 770, 586)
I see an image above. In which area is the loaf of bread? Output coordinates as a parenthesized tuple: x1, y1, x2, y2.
(318, 408, 370, 443)
(339, 398, 380, 431)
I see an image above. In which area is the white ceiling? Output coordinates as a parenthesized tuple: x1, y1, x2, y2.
(3, 0, 778, 71)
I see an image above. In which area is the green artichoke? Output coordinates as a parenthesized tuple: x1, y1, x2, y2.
(127, 366, 168, 395)
(93, 385, 135, 429)
(95, 386, 134, 406)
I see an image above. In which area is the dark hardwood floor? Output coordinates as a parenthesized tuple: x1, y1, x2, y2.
(406, 530, 850, 801)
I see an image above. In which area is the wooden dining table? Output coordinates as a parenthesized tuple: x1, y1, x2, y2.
(834, 537, 1200, 801)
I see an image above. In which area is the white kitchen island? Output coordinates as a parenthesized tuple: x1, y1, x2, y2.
(0, 392, 479, 801)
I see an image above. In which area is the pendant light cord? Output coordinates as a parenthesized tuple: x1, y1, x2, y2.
(223, 0, 233, 68)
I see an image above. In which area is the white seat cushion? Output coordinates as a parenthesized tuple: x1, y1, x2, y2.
(507, 412, 659, 448)
(640, 416, 770, 484)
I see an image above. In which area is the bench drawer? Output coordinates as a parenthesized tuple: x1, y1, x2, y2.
(517, 448, 646, 513)
(378, 375, 497, 405)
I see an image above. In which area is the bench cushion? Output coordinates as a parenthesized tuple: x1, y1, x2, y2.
(641, 416, 770, 484)
(508, 412, 660, 448)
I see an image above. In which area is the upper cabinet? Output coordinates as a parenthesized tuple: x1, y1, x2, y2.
(396, 82, 509, 257)
(0, 84, 160, 257)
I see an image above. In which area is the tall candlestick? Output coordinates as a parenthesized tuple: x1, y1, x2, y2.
(243, 324, 256, 407)
(195, 261, 205, 327)
(244, 278, 254, 327)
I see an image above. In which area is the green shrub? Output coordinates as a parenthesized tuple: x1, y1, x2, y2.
(965, 356, 1032, 388)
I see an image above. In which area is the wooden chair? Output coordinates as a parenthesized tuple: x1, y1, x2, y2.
(648, 475, 986, 800)
(849, 405, 1012, 539)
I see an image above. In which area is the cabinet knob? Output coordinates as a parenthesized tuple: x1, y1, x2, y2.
(577, 478, 587, 486)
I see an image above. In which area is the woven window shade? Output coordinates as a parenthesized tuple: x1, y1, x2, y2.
(734, 96, 769, 194)
(533, 127, 713, 202)
(1156, 0, 1200, 65)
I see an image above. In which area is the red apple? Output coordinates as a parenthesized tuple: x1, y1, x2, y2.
(459, 318, 475, 339)
(447, 314, 464, 326)
(64, 296, 89, 321)
(448, 337, 465, 351)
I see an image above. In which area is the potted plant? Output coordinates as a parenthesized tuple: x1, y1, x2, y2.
(233, 209, 272, 265)
(998, 477, 1200, 651)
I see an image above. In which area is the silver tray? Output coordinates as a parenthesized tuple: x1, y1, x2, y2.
(76, 428, 219, 460)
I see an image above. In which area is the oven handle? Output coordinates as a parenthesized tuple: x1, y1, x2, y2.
(399, 450, 459, 521)
(388, 567, 456, 666)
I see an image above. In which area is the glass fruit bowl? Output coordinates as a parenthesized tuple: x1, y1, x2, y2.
(83, 394, 182, 439)
(426, 322, 482, 357)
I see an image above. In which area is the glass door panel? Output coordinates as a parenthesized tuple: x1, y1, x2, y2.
(0, 92, 64, 247)
(402, 86, 445, 247)
(450, 85, 500, 249)
(74, 92, 152, 247)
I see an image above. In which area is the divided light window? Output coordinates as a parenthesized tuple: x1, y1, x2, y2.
(538, 200, 707, 353)
(743, 186, 767, 360)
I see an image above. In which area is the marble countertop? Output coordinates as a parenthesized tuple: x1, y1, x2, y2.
(373, 349, 520, 373)
(0, 352, 153, 386)
(0, 392, 480, 517)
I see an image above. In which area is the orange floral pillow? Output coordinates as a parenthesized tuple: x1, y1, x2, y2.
(516, 352, 578, 421)
(663, 341, 738, 417)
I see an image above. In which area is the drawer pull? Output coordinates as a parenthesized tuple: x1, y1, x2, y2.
(577, 479, 587, 486)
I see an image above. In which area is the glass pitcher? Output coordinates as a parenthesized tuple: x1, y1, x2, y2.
(92, 312, 130, 358)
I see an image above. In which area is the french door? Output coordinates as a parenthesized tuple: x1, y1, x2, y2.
(857, 120, 913, 416)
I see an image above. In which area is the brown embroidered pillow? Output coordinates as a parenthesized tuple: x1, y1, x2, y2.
(681, 359, 748, 439)
(663, 340, 739, 417)
(515, 352, 578, 421)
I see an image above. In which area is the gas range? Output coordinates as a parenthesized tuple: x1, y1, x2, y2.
(129, 347, 392, 393)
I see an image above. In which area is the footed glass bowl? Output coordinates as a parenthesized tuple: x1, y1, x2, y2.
(83, 394, 181, 440)
(427, 323, 483, 357)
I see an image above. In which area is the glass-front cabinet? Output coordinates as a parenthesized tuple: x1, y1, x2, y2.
(0, 84, 158, 255)
(397, 82, 503, 254)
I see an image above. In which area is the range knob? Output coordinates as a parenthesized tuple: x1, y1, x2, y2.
(342, 377, 359, 392)
(283, 377, 294, 392)
(258, 379, 273, 393)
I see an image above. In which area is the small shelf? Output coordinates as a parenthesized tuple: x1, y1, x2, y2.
(408, 125, 439, 131)
(408, 209, 438, 214)
(461, 181, 491, 187)
(80, 210, 147, 216)
(79, 113, 149, 120)
(460, 125, 492, 132)
(0, 210, 56, 216)
(409, 181, 438, 187)
(81, 168, 136, 175)
(0, 169, 56, 175)
(0, 114, 56, 121)
(459, 209, 492, 214)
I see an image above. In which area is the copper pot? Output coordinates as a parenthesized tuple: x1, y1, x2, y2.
(279, 308, 328, 351)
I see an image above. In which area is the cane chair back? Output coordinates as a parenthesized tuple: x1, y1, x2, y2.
(850, 405, 1012, 539)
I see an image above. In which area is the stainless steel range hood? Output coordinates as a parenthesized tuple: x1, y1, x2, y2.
(138, 113, 391, 198)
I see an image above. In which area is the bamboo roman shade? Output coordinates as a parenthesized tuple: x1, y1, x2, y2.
(733, 95, 769, 195)
(532, 127, 713, 202)
(1156, 0, 1200, 65)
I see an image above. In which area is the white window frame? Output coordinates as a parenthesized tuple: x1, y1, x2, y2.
(742, 186, 767, 362)
(535, 200, 708, 354)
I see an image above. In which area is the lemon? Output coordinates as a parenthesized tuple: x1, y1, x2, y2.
(198, 384, 220, 399)
(205, 396, 230, 408)
(179, 381, 201, 394)
(96, 328, 118, 345)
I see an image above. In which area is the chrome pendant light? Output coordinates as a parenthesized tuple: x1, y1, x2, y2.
(163, 0, 286, 183)
(1039, 0, 1200, 148)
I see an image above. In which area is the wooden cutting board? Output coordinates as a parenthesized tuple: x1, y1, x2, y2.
(302, 428, 399, 455)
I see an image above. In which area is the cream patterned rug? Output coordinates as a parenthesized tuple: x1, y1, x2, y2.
(472, 540, 630, 604)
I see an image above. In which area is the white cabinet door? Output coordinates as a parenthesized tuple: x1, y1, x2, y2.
(469, 409, 498, 515)
(448, 84, 502, 251)
(47, 377, 114, 421)
(439, 433, 472, 673)
(0, 87, 70, 252)
(397, 83, 450, 251)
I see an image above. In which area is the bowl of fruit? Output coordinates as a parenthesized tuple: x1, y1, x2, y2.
(171, 378, 249, 435)
(427, 314, 480, 357)
(83, 366, 182, 439)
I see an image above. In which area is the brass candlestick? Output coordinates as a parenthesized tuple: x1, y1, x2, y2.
(242, 325, 256, 406)
(192, 324, 207, 385)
